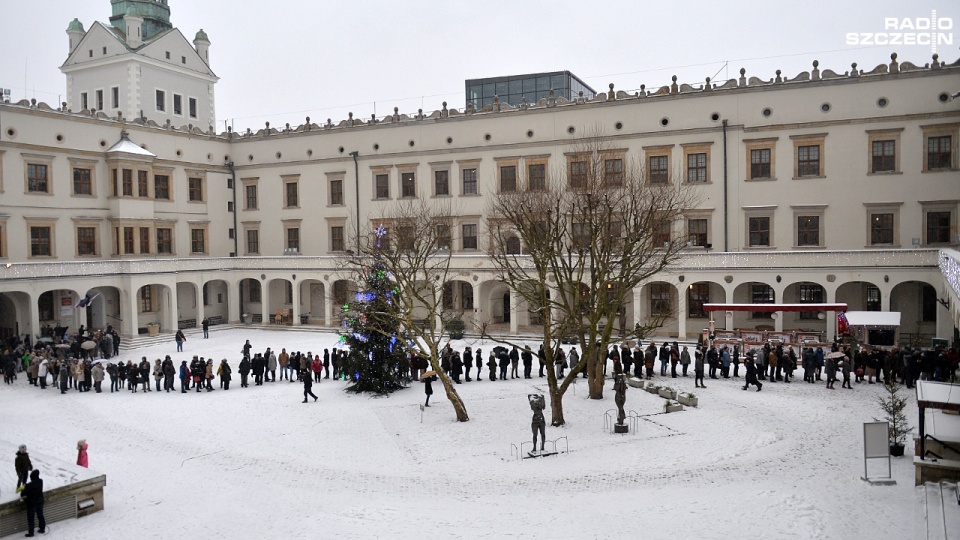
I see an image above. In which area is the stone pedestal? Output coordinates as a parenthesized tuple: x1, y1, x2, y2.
(614, 423, 629, 433)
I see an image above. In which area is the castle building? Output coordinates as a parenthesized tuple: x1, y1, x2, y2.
(0, 1, 958, 346)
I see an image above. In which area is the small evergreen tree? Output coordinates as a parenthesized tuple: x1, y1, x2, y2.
(338, 248, 409, 394)
(878, 381, 911, 447)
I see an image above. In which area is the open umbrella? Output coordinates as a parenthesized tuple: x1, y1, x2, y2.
(825, 351, 846, 359)
(38, 337, 53, 343)
(55, 343, 71, 349)
(80, 340, 97, 350)
(420, 370, 437, 380)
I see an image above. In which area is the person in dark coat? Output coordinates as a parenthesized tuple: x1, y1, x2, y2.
(498, 349, 510, 380)
(475, 349, 483, 381)
(323, 349, 331, 379)
(162, 356, 176, 392)
(238, 356, 251, 387)
(15, 444, 32, 489)
(487, 351, 497, 381)
(694, 350, 706, 388)
(201, 318, 209, 338)
(743, 354, 763, 391)
(21, 469, 45, 536)
(219, 359, 232, 390)
(423, 372, 435, 406)
(302, 369, 317, 402)
(175, 329, 186, 352)
(451, 352, 463, 384)
(252, 354, 265, 385)
(522, 346, 533, 379)
(510, 347, 520, 379)
(179, 361, 190, 393)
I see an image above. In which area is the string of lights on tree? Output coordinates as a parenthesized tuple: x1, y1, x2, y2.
(337, 225, 410, 394)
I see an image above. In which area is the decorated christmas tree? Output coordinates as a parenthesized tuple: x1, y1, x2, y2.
(338, 227, 410, 394)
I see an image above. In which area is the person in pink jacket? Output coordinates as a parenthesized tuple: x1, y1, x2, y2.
(76, 439, 88, 468)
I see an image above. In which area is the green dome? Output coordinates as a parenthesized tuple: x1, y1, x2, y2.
(195, 29, 209, 42)
(67, 18, 85, 32)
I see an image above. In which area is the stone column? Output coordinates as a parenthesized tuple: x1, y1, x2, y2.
(324, 283, 334, 327)
(227, 280, 241, 324)
(195, 281, 205, 329)
(676, 284, 688, 339)
(291, 280, 301, 326)
(509, 289, 519, 335)
(261, 280, 270, 325)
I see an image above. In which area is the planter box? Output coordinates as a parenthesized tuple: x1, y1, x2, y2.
(645, 386, 661, 394)
(146, 323, 160, 336)
(678, 395, 698, 407)
(664, 403, 684, 413)
(626, 377, 644, 389)
(658, 388, 678, 400)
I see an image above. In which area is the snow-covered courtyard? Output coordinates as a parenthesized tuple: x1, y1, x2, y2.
(2, 328, 920, 539)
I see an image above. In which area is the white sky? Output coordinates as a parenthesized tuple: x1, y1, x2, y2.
(1, 0, 958, 132)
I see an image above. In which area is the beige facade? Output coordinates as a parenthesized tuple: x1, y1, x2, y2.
(1, 53, 959, 343)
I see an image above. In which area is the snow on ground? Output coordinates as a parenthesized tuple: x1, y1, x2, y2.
(2, 327, 919, 539)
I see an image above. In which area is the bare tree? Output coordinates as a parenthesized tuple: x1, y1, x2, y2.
(342, 197, 470, 422)
(487, 128, 697, 424)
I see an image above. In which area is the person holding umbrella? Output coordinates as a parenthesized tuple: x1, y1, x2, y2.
(420, 369, 437, 406)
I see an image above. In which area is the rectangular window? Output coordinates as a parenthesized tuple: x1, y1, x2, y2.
(375, 174, 389, 199)
(77, 227, 96, 256)
(927, 211, 952, 244)
(191, 229, 205, 253)
(30, 227, 51, 256)
(188, 97, 197, 119)
(330, 179, 343, 205)
(73, 168, 92, 195)
(140, 286, 153, 313)
(922, 286, 937, 322)
(401, 172, 416, 198)
(434, 170, 449, 196)
(80, 92, 88, 110)
(442, 283, 454, 310)
(798, 284, 824, 320)
(462, 168, 478, 195)
(139, 227, 150, 254)
(188, 177, 203, 201)
(27, 164, 48, 193)
(330, 226, 344, 252)
(751, 284, 775, 318)
(500, 165, 517, 192)
(123, 227, 135, 254)
(137, 170, 149, 197)
(462, 224, 478, 250)
(928, 136, 952, 170)
(122, 169, 133, 196)
(155, 89, 165, 112)
(285, 182, 299, 207)
(750, 149, 771, 179)
(396, 224, 415, 251)
(687, 153, 707, 183)
(866, 285, 881, 311)
(244, 185, 257, 209)
(173, 94, 182, 115)
(688, 218, 707, 247)
(655, 222, 671, 247)
(435, 223, 451, 251)
(95, 89, 104, 111)
(570, 160, 587, 189)
(649, 156, 668, 184)
(287, 228, 300, 251)
(461, 282, 474, 310)
(797, 216, 819, 247)
(154, 175, 169, 200)
(749, 217, 770, 247)
(156, 228, 172, 254)
(604, 159, 623, 186)
(871, 140, 896, 172)
(528, 164, 546, 191)
(111, 87, 119, 109)
(572, 222, 590, 250)
(688, 283, 709, 318)
(246, 230, 259, 254)
(650, 283, 671, 316)
(870, 213, 894, 245)
(797, 145, 820, 177)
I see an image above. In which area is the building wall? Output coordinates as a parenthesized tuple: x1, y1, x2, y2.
(1, 55, 959, 339)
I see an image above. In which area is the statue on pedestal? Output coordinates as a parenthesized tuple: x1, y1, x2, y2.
(528, 393, 546, 452)
(614, 374, 628, 433)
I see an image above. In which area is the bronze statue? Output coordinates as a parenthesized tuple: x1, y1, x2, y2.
(528, 393, 546, 452)
(614, 374, 627, 425)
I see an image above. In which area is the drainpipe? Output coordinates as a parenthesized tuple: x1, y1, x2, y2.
(722, 120, 729, 252)
(227, 160, 243, 321)
(349, 151, 360, 254)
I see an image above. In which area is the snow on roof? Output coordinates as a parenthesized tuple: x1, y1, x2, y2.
(106, 136, 155, 157)
(844, 311, 901, 327)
